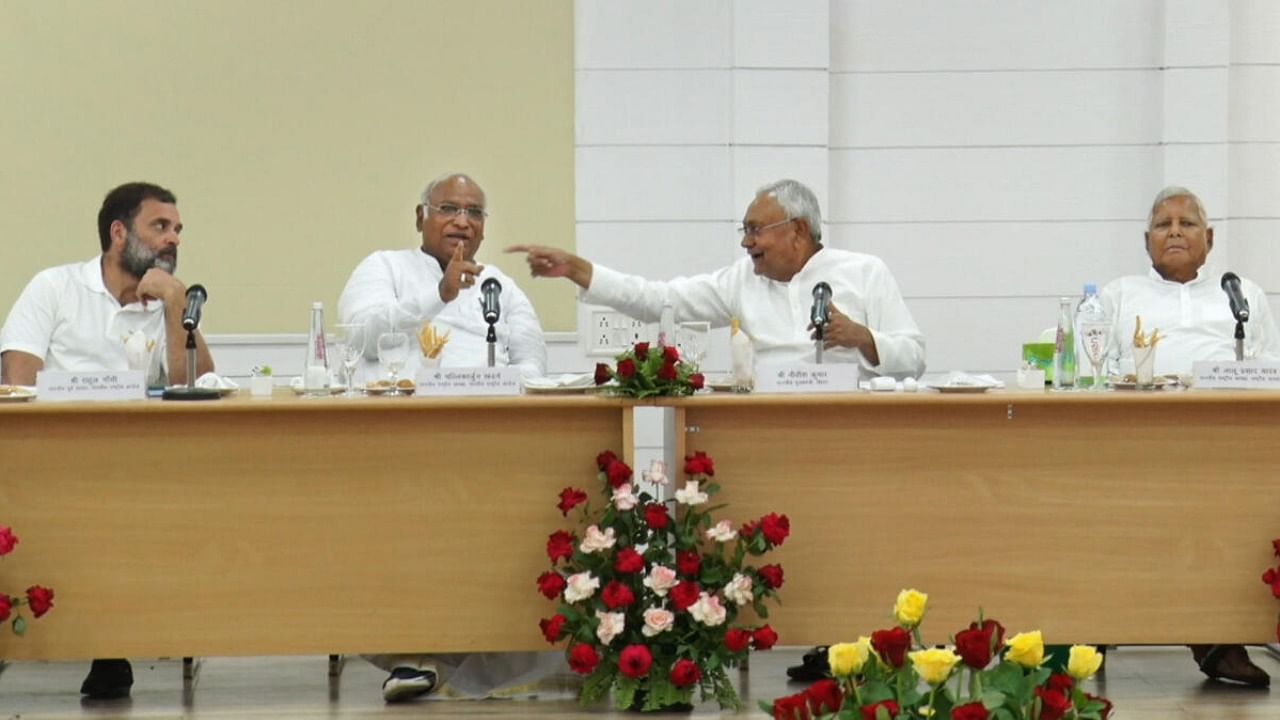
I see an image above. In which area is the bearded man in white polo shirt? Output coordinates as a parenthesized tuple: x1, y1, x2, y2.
(0, 181, 215, 700)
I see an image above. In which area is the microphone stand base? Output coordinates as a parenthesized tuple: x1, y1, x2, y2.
(161, 387, 222, 401)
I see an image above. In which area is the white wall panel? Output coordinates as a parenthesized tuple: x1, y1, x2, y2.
(1227, 144, 1280, 218)
(1229, 0, 1280, 64)
(732, 0, 829, 69)
(1228, 66, 1280, 142)
(1160, 144, 1229, 214)
(829, 147, 1159, 223)
(1162, 0, 1230, 67)
(1229, 220, 1280, 290)
(832, 1, 1162, 72)
(732, 146, 829, 221)
(576, 70, 731, 145)
(910, 297, 1063, 375)
(832, 71, 1161, 148)
(732, 69, 828, 146)
(1161, 68, 1229, 142)
(575, 0, 730, 69)
(576, 222, 740, 278)
(576, 146, 733, 221)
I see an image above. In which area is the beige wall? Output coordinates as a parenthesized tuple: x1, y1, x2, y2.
(0, 0, 575, 332)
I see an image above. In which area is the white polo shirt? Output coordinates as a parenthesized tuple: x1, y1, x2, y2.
(1, 255, 169, 384)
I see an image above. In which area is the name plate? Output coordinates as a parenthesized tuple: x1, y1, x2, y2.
(754, 363, 860, 394)
(36, 370, 147, 401)
(1192, 360, 1280, 390)
(415, 367, 522, 396)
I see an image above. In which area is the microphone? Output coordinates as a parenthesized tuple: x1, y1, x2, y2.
(810, 282, 832, 328)
(480, 277, 502, 324)
(1220, 272, 1250, 322)
(181, 284, 208, 331)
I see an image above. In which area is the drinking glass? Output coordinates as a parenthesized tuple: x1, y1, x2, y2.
(676, 321, 710, 369)
(334, 323, 368, 397)
(1077, 321, 1110, 391)
(376, 332, 410, 395)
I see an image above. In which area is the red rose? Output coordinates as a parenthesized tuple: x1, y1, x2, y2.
(683, 451, 715, 476)
(676, 550, 701, 577)
(689, 372, 705, 390)
(955, 623, 998, 669)
(668, 658, 701, 687)
(1085, 693, 1114, 719)
(536, 571, 567, 600)
(1273, 538, 1280, 557)
(617, 358, 637, 379)
(643, 503, 669, 530)
(757, 564, 785, 590)
(740, 519, 758, 537)
(606, 459, 633, 488)
(657, 360, 678, 381)
(0, 526, 17, 556)
(871, 627, 911, 668)
(614, 547, 645, 574)
(0, 595, 11, 622)
(670, 581, 700, 611)
(972, 618, 1005, 647)
(540, 614, 567, 643)
(594, 363, 611, 386)
(663, 345, 680, 363)
(26, 585, 54, 618)
(568, 643, 600, 675)
(772, 693, 812, 720)
(1264, 568, 1280, 599)
(951, 702, 989, 720)
(861, 700, 899, 719)
(724, 628, 751, 653)
(1035, 687, 1072, 720)
(804, 678, 843, 713)
(601, 581, 636, 609)
(1046, 673, 1074, 695)
(760, 513, 790, 546)
(634, 342, 650, 357)
(596, 450, 618, 471)
(546, 530, 575, 563)
(556, 487, 587, 516)
(618, 644, 653, 679)
(752, 624, 778, 650)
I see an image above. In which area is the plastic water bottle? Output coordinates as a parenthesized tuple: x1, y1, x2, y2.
(303, 302, 329, 395)
(1076, 284, 1110, 390)
(1052, 297, 1075, 390)
(729, 318, 754, 392)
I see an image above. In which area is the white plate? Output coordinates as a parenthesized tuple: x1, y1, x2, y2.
(167, 385, 238, 396)
(925, 384, 996, 394)
(0, 386, 36, 402)
(290, 385, 349, 396)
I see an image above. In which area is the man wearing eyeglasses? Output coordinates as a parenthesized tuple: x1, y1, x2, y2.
(509, 178, 925, 379)
(338, 172, 547, 386)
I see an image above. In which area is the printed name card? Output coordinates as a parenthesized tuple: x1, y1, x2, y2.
(1192, 360, 1280, 390)
(754, 363, 859, 394)
(36, 370, 147, 401)
(415, 367, 522, 396)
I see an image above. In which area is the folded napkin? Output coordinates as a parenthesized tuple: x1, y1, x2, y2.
(523, 372, 597, 390)
(195, 373, 240, 390)
(927, 370, 1005, 389)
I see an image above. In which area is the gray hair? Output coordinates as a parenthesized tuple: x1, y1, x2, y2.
(756, 179, 822, 243)
(1147, 186, 1208, 228)
(420, 172, 486, 207)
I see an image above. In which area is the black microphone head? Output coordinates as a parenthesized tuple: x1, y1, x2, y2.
(481, 277, 501, 294)
(187, 283, 207, 301)
(813, 281, 831, 298)
(1221, 272, 1240, 289)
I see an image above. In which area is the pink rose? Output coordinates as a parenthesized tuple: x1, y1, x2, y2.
(689, 592, 727, 627)
(595, 610, 626, 644)
(724, 572, 754, 606)
(643, 565, 678, 596)
(642, 607, 675, 637)
(564, 572, 600, 603)
(579, 525, 617, 554)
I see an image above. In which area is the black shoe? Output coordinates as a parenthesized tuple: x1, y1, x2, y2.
(382, 666, 438, 703)
(80, 658, 133, 700)
(786, 645, 832, 682)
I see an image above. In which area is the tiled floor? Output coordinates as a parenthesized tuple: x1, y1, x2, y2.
(1, 646, 1278, 718)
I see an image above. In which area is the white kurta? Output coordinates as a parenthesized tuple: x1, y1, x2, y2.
(0, 256, 169, 385)
(582, 247, 926, 379)
(337, 248, 547, 382)
(1101, 268, 1280, 375)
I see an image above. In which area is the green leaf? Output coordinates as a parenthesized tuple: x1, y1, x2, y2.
(12, 616, 26, 636)
(612, 676, 640, 710)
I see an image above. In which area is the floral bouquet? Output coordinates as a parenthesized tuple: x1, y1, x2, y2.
(1, 524, 56, 636)
(767, 590, 1112, 720)
(594, 342, 705, 398)
(538, 450, 789, 711)
(1262, 538, 1280, 641)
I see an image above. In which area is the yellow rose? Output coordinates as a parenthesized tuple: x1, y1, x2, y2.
(893, 588, 929, 628)
(1005, 630, 1045, 668)
(908, 648, 961, 686)
(1067, 644, 1104, 680)
(828, 637, 873, 677)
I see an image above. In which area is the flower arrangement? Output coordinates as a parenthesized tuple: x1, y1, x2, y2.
(538, 450, 789, 711)
(594, 342, 705, 398)
(1262, 538, 1280, 641)
(767, 590, 1112, 720)
(0, 524, 56, 636)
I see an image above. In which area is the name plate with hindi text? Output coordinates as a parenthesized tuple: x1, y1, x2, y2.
(36, 370, 147, 401)
(754, 363, 859, 394)
(1192, 360, 1280, 390)
(415, 367, 522, 396)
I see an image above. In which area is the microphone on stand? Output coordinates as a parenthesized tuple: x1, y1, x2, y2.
(181, 284, 208, 330)
(1220, 272, 1250, 322)
(480, 278, 502, 324)
(810, 282, 832, 332)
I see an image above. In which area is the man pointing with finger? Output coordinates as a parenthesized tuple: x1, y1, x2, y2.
(509, 178, 925, 380)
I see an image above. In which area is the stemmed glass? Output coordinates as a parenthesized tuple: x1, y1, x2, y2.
(677, 321, 710, 369)
(376, 332, 410, 395)
(1078, 321, 1111, 391)
(334, 324, 368, 397)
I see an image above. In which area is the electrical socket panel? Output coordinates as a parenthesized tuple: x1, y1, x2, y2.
(586, 309, 652, 356)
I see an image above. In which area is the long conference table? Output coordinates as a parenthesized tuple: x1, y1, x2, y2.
(2, 389, 1279, 661)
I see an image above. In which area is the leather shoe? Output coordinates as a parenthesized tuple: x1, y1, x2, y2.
(80, 658, 133, 700)
(786, 645, 832, 682)
(1194, 644, 1270, 688)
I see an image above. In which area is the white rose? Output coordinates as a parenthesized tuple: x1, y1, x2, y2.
(612, 483, 639, 511)
(643, 565, 679, 597)
(674, 481, 709, 506)
(643, 459, 669, 486)
(641, 607, 675, 637)
(705, 519, 738, 543)
(596, 610, 626, 644)
(564, 572, 600, 603)
(724, 573, 754, 606)
(689, 592, 727, 627)
(579, 525, 617, 554)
